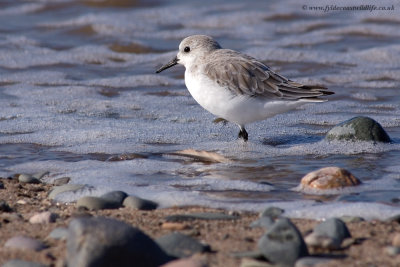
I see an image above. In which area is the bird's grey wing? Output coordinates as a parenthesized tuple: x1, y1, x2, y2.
(204, 51, 332, 100)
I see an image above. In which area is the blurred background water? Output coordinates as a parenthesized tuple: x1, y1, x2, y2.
(0, 0, 400, 219)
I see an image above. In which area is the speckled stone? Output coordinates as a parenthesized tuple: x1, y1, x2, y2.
(300, 167, 361, 190)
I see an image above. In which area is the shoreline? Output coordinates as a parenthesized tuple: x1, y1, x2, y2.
(0, 176, 399, 266)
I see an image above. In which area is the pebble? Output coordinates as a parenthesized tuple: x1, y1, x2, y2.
(32, 171, 49, 179)
(48, 227, 69, 240)
(122, 195, 158, 210)
(100, 190, 128, 205)
(165, 212, 239, 222)
(325, 116, 391, 143)
(160, 258, 208, 267)
(48, 184, 86, 200)
(300, 167, 361, 190)
(161, 222, 189, 231)
(295, 257, 332, 267)
(67, 216, 171, 267)
(250, 216, 274, 229)
(156, 232, 211, 258)
(260, 207, 284, 219)
(4, 236, 46, 251)
(313, 218, 351, 244)
(18, 174, 41, 184)
(0, 180, 4, 189)
(240, 258, 275, 267)
(0, 199, 12, 212)
(340, 216, 365, 223)
(76, 196, 121, 210)
(392, 233, 400, 247)
(384, 246, 400, 256)
(304, 232, 341, 250)
(53, 177, 70, 186)
(2, 259, 47, 267)
(29, 211, 58, 224)
(257, 218, 308, 266)
(0, 212, 23, 222)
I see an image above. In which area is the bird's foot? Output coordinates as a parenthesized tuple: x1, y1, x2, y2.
(238, 128, 248, 141)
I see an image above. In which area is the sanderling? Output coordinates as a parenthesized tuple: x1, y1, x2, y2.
(156, 35, 333, 141)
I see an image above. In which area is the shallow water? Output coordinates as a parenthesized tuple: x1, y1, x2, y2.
(0, 0, 400, 219)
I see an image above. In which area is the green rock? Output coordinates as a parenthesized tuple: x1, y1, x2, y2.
(326, 116, 391, 143)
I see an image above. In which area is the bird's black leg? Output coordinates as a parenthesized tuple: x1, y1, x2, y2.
(238, 126, 248, 141)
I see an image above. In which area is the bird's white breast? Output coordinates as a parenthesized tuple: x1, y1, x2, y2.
(184, 69, 306, 126)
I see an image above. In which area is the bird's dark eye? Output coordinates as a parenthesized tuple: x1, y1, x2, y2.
(184, 46, 190, 53)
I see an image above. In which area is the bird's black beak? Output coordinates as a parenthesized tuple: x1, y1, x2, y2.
(156, 56, 179, 73)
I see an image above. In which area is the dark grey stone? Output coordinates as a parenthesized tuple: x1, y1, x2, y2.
(295, 257, 332, 267)
(2, 259, 47, 267)
(326, 116, 391, 143)
(258, 218, 308, 266)
(260, 207, 284, 219)
(0, 199, 12, 212)
(101, 191, 128, 205)
(122, 195, 158, 210)
(313, 218, 351, 244)
(66, 217, 171, 267)
(156, 232, 210, 258)
(165, 212, 239, 222)
(76, 196, 121, 210)
(250, 216, 274, 229)
(0, 180, 4, 189)
(53, 177, 70, 186)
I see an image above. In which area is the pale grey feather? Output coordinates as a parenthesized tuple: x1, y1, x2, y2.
(203, 49, 333, 100)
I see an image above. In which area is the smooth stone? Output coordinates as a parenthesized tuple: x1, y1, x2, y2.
(3, 259, 47, 267)
(156, 232, 210, 258)
(160, 258, 208, 267)
(295, 257, 332, 267)
(232, 250, 265, 259)
(122, 195, 158, 210)
(340, 216, 365, 223)
(392, 233, 400, 247)
(260, 207, 284, 219)
(67, 217, 171, 267)
(161, 222, 189, 231)
(250, 216, 274, 229)
(32, 171, 49, 179)
(0, 180, 4, 189)
(48, 227, 69, 240)
(240, 258, 275, 267)
(0, 199, 12, 212)
(76, 196, 121, 210)
(4, 236, 46, 251)
(326, 116, 391, 143)
(100, 190, 128, 205)
(18, 174, 41, 184)
(165, 212, 239, 222)
(257, 218, 308, 266)
(48, 184, 86, 200)
(29, 211, 58, 224)
(313, 218, 351, 244)
(53, 177, 71, 186)
(304, 232, 341, 250)
(300, 167, 361, 190)
(384, 246, 400, 256)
